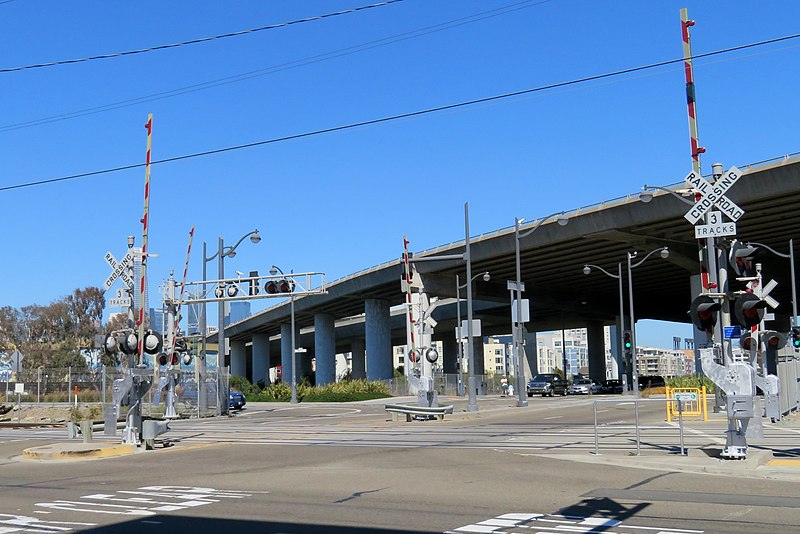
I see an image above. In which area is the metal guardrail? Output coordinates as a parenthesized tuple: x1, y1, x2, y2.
(385, 403, 454, 422)
(593, 398, 688, 457)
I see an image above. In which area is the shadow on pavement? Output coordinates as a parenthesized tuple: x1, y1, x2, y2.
(77, 515, 440, 533)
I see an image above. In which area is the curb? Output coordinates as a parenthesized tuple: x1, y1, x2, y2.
(23, 442, 135, 461)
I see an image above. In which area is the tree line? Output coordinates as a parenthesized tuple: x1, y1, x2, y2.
(0, 287, 124, 369)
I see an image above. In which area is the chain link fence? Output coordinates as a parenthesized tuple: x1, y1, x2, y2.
(1, 366, 229, 418)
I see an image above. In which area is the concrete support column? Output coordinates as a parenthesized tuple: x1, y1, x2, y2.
(441, 337, 458, 374)
(365, 299, 392, 381)
(523, 329, 538, 379)
(252, 334, 270, 386)
(470, 335, 485, 376)
(586, 321, 606, 385)
(230, 340, 247, 379)
(280, 323, 298, 385)
(351, 338, 366, 380)
(314, 313, 336, 386)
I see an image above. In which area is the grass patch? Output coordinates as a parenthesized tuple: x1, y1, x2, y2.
(230, 376, 391, 403)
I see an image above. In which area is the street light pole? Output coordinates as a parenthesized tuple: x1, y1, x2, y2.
(457, 271, 490, 397)
(627, 246, 669, 397)
(201, 229, 260, 416)
(456, 273, 464, 397)
(514, 212, 568, 407)
(271, 265, 298, 404)
(465, 203, 478, 412)
(583, 262, 628, 394)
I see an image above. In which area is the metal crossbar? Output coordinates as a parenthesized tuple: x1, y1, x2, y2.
(385, 403, 454, 422)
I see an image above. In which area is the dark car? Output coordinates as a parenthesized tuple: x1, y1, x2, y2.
(228, 390, 246, 410)
(527, 373, 568, 397)
(601, 379, 623, 394)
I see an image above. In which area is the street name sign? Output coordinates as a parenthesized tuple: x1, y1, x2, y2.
(683, 167, 745, 224)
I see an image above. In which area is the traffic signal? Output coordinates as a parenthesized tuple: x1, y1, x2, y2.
(248, 271, 260, 296)
(762, 330, 787, 351)
(733, 293, 767, 328)
(739, 331, 757, 352)
(623, 331, 633, 354)
(791, 328, 800, 350)
(689, 295, 721, 334)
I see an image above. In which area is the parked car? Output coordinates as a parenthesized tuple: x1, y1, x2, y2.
(569, 378, 600, 395)
(600, 379, 623, 394)
(527, 373, 568, 397)
(229, 389, 246, 410)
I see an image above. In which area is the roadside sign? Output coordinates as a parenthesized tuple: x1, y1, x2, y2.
(724, 326, 742, 339)
(674, 391, 698, 402)
(456, 319, 482, 340)
(683, 167, 745, 224)
(511, 299, 530, 323)
(109, 298, 132, 307)
(694, 221, 737, 238)
(103, 250, 135, 291)
(14, 383, 24, 394)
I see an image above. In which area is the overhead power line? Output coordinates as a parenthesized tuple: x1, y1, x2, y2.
(0, 0, 549, 132)
(0, 0, 404, 74)
(2, 31, 799, 193)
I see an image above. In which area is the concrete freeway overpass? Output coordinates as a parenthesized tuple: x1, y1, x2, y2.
(216, 156, 800, 386)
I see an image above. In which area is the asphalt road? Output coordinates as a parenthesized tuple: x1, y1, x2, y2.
(2, 394, 800, 533)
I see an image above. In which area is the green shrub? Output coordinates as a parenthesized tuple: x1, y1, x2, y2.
(248, 378, 390, 402)
(667, 375, 715, 393)
(229, 375, 261, 396)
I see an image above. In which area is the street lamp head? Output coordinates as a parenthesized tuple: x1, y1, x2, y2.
(250, 231, 261, 244)
(660, 247, 670, 259)
(270, 265, 283, 276)
(639, 188, 654, 203)
(582, 265, 591, 275)
(556, 213, 569, 226)
(482, 272, 490, 282)
(226, 249, 237, 259)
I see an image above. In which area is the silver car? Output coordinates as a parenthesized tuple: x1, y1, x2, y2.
(568, 378, 599, 395)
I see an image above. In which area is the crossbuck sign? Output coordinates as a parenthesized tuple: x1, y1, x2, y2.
(683, 166, 745, 238)
(103, 250, 135, 291)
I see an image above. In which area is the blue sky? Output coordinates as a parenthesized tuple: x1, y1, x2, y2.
(1, 0, 798, 349)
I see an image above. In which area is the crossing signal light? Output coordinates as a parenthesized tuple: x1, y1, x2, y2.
(425, 347, 439, 363)
(623, 331, 633, 353)
(266, 278, 295, 294)
(762, 330, 787, 351)
(182, 353, 193, 366)
(170, 351, 180, 366)
(791, 328, 800, 350)
(143, 330, 162, 355)
(733, 293, 767, 328)
(121, 332, 138, 355)
(689, 295, 721, 334)
(103, 334, 119, 355)
(157, 352, 169, 366)
(408, 348, 421, 363)
(739, 331, 757, 352)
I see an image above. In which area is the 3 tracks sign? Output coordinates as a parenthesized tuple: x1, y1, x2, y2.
(683, 166, 745, 238)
